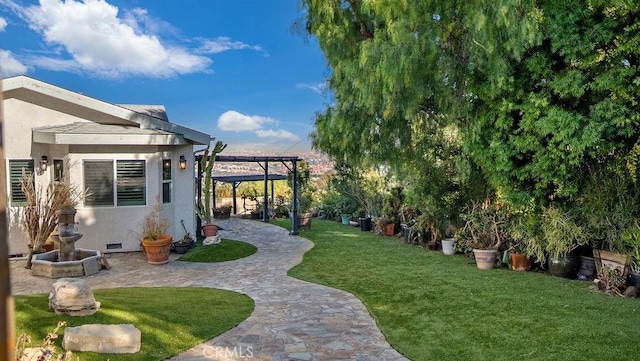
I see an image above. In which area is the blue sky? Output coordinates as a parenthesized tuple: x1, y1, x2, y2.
(0, 0, 329, 153)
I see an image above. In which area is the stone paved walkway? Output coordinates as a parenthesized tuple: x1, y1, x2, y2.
(10, 217, 408, 361)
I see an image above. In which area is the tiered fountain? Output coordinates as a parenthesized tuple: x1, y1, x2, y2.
(31, 207, 103, 278)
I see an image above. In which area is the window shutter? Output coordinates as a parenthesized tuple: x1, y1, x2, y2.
(9, 160, 34, 206)
(117, 160, 146, 206)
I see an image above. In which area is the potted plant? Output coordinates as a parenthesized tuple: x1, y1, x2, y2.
(506, 241, 532, 271)
(441, 224, 457, 256)
(213, 205, 232, 219)
(141, 196, 172, 264)
(196, 140, 227, 237)
(173, 233, 193, 254)
(622, 225, 640, 288)
(541, 206, 589, 278)
(456, 201, 508, 270)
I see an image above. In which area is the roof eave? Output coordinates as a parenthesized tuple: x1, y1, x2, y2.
(33, 130, 189, 145)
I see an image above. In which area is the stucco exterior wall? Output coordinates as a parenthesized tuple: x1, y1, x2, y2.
(3, 94, 198, 256)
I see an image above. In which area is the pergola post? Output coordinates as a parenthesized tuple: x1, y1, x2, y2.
(232, 182, 238, 214)
(263, 161, 269, 222)
(291, 160, 299, 235)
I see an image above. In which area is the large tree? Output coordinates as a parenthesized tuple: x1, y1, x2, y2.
(303, 0, 540, 217)
(470, 0, 640, 206)
(304, 0, 640, 212)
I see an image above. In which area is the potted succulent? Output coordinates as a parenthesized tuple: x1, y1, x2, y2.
(141, 196, 172, 264)
(456, 201, 508, 270)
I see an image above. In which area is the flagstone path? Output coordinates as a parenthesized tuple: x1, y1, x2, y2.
(10, 217, 408, 361)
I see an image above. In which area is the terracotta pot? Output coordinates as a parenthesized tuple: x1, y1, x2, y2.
(384, 223, 395, 236)
(142, 234, 173, 265)
(473, 249, 497, 270)
(511, 253, 531, 271)
(202, 224, 219, 237)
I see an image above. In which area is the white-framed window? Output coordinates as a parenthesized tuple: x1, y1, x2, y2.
(162, 159, 172, 204)
(83, 160, 146, 207)
(9, 159, 34, 206)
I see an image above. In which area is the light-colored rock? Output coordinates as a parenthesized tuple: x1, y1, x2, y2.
(49, 278, 100, 316)
(63, 324, 141, 354)
(203, 235, 221, 245)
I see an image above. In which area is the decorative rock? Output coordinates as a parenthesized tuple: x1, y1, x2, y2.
(63, 324, 141, 353)
(624, 286, 638, 298)
(203, 235, 221, 246)
(49, 278, 100, 316)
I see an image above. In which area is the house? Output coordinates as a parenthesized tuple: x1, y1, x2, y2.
(2, 75, 210, 256)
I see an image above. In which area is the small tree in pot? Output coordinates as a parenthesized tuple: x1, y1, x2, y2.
(456, 200, 510, 270)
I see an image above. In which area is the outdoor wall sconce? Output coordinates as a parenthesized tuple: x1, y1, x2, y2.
(40, 155, 48, 172)
(179, 155, 187, 170)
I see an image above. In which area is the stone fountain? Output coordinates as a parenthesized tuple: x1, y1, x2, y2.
(31, 207, 103, 278)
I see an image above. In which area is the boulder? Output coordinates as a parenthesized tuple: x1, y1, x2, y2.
(63, 324, 141, 353)
(49, 278, 100, 316)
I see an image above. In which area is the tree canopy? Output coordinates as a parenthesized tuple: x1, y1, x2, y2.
(303, 0, 640, 213)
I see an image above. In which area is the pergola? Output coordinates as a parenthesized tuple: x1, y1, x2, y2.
(195, 154, 303, 235)
(211, 174, 287, 214)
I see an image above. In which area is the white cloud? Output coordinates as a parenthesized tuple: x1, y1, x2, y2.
(296, 82, 327, 94)
(217, 110, 300, 141)
(16, 0, 211, 78)
(0, 17, 7, 31)
(198, 36, 266, 55)
(0, 49, 28, 76)
(255, 128, 300, 141)
(218, 110, 275, 132)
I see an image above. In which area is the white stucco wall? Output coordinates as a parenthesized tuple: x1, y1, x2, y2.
(3, 96, 198, 256)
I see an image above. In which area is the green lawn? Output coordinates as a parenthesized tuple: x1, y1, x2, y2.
(15, 287, 253, 361)
(275, 218, 640, 361)
(177, 238, 257, 263)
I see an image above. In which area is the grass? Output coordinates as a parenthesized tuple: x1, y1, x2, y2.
(177, 238, 257, 262)
(15, 287, 254, 361)
(274, 218, 640, 361)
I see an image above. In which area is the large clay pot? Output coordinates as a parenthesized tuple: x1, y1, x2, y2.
(548, 256, 579, 278)
(473, 249, 497, 270)
(202, 224, 219, 237)
(142, 235, 173, 265)
(511, 253, 532, 271)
